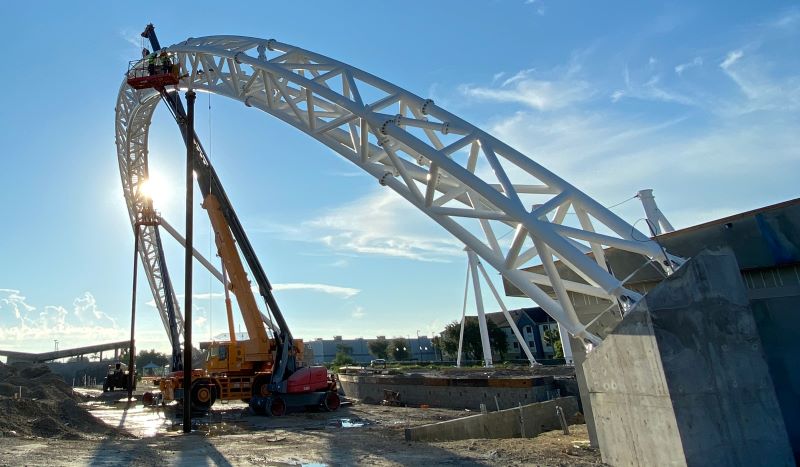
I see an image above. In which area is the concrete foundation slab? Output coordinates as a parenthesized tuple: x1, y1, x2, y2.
(583, 249, 794, 466)
(404, 396, 578, 442)
(338, 373, 560, 410)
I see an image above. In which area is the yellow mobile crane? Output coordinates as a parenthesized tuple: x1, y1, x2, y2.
(158, 192, 340, 416)
(131, 24, 340, 416)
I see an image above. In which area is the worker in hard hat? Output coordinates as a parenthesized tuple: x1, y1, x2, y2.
(146, 50, 157, 76)
(159, 50, 172, 75)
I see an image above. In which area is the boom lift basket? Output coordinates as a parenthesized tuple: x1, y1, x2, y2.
(126, 55, 179, 90)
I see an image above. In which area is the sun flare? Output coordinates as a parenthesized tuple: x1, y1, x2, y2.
(139, 175, 170, 206)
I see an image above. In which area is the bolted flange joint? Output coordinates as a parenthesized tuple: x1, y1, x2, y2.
(421, 99, 434, 115)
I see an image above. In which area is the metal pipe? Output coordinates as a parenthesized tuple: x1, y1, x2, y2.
(128, 224, 140, 400)
(456, 262, 469, 368)
(183, 89, 196, 434)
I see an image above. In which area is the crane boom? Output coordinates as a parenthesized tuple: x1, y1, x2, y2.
(141, 23, 297, 390)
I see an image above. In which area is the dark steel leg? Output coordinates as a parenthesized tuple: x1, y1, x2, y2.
(183, 89, 196, 434)
(128, 225, 140, 400)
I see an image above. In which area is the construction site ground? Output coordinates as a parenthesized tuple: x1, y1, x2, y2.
(0, 384, 602, 466)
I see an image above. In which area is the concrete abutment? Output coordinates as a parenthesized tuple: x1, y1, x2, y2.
(583, 249, 794, 466)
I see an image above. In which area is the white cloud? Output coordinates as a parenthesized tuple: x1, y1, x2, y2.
(119, 28, 145, 51)
(720, 50, 744, 69)
(0, 289, 128, 353)
(145, 282, 360, 309)
(351, 306, 366, 319)
(675, 57, 703, 75)
(73, 292, 117, 327)
(273, 283, 360, 299)
(612, 66, 695, 106)
(770, 8, 800, 28)
(462, 78, 592, 111)
(525, 0, 546, 16)
(486, 109, 800, 230)
(0, 288, 35, 319)
(717, 48, 800, 113)
(306, 190, 464, 262)
(461, 62, 593, 111)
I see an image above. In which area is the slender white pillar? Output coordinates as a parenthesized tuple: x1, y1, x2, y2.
(468, 250, 493, 367)
(475, 259, 538, 366)
(637, 189, 675, 235)
(557, 321, 574, 365)
(456, 264, 470, 367)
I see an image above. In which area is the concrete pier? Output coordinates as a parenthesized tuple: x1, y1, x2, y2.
(583, 249, 794, 466)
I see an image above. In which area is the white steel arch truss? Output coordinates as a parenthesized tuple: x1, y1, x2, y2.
(115, 35, 678, 345)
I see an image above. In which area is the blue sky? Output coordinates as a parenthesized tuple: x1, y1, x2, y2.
(0, 1, 798, 354)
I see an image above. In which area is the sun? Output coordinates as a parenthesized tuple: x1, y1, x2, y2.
(139, 174, 170, 206)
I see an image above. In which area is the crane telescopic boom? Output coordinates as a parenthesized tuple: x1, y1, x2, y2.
(141, 23, 297, 391)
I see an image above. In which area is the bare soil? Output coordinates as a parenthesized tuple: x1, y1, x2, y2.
(0, 364, 601, 465)
(0, 362, 127, 440)
(0, 388, 603, 466)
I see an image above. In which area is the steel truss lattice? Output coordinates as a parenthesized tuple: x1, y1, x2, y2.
(115, 35, 678, 345)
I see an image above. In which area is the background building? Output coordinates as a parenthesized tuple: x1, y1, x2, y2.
(304, 335, 436, 364)
(485, 308, 560, 360)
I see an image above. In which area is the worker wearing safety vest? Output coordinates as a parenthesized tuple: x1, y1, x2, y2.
(159, 51, 172, 75)
(147, 52, 157, 76)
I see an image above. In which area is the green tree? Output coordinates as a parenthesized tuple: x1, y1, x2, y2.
(390, 338, 409, 361)
(431, 336, 443, 361)
(368, 338, 389, 359)
(542, 328, 564, 358)
(136, 349, 170, 371)
(441, 317, 508, 362)
(332, 344, 355, 367)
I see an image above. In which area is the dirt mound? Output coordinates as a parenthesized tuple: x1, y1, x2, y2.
(0, 361, 126, 439)
(0, 362, 79, 401)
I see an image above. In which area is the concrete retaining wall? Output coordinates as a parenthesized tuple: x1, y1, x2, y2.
(338, 374, 559, 410)
(404, 396, 578, 442)
(584, 249, 794, 466)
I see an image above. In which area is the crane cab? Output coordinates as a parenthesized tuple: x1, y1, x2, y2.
(126, 51, 179, 90)
(205, 341, 248, 373)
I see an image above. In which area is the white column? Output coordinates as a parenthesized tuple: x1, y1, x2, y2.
(468, 250, 493, 367)
(456, 264, 470, 368)
(557, 321, 574, 365)
(637, 189, 675, 235)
